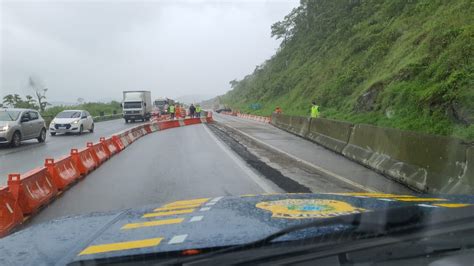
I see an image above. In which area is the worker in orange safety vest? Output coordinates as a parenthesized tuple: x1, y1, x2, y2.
(175, 104, 181, 119)
(274, 106, 282, 114)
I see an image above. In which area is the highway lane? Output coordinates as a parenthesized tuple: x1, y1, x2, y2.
(29, 124, 280, 226)
(0, 118, 141, 185)
(213, 113, 414, 194)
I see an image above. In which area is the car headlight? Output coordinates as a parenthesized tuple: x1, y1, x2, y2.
(0, 124, 8, 132)
(50, 121, 55, 126)
(72, 120, 80, 125)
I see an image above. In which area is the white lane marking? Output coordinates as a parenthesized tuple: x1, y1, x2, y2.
(190, 216, 204, 222)
(168, 234, 188, 244)
(210, 196, 223, 203)
(206, 196, 223, 206)
(200, 207, 211, 212)
(378, 198, 394, 202)
(418, 204, 438, 208)
(202, 125, 277, 193)
(221, 122, 378, 193)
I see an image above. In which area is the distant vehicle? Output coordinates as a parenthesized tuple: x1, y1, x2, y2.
(49, 110, 94, 136)
(153, 97, 168, 114)
(153, 97, 175, 115)
(0, 108, 47, 147)
(122, 91, 152, 123)
(215, 108, 231, 113)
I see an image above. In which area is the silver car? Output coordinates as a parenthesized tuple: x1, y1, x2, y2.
(0, 108, 47, 147)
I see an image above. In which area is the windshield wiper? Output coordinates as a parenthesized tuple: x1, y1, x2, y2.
(177, 205, 474, 265)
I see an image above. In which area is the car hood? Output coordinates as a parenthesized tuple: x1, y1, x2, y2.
(52, 118, 80, 124)
(1, 193, 474, 265)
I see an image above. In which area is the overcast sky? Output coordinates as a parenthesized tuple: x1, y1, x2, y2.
(0, 0, 298, 103)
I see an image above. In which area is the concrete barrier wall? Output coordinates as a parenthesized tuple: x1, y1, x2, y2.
(271, 114, 292, 132)
(271, 114, 310, 138)
(467, 147, 474, 187)
(307, 118, 353, 153)
(269, 113, 473, 194)
(289, 116, 310, 138)
(342, 124, 468, 193)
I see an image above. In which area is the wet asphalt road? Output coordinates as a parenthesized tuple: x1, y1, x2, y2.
(12, 114, 414, 227)
(0, 119, 141, 186)
(29, 124, 279, 226)
(213, 113, 414, 195)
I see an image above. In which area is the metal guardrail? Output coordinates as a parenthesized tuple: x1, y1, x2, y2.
(92, 113, 123, 122)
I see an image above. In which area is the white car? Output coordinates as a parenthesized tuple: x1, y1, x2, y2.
(49, 110, 94, 136)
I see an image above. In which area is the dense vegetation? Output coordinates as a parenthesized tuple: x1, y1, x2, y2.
(222, 0, 473, 140)
(2, 94, 121, 120)
(41, 102, 122, 119)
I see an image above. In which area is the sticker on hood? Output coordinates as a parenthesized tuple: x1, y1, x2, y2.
(256, 199, 367, 219)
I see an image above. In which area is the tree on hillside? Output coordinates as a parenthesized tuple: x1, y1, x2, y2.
(2, 94, 17, 107)
(2, 94, 38, 109)
(229, 79, 239, 88)
(28, 76, 49, 112)
(271, 3, 307, 45)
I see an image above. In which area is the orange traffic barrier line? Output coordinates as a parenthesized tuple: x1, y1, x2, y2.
(0, 117, 214, 238)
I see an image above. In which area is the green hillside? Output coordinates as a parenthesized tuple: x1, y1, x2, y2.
(222, 0, 473, 140)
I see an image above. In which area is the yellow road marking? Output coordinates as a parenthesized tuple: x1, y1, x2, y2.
(153, 204, 201, 212)
(392, 197, 446, 202)
(142, 208, 195, 218)
(121, 218, 184, 229)
(163, 198, 209, 207)
(79, 238, 163, 255)
(433, 203, 471, 208)
(331, 193, 414, 198)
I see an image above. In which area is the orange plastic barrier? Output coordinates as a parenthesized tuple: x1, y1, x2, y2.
(158, 120, 181, 130)
(184, 118, 202, 126)
(112, 135, 125, 150)
(71, 148, 97, 175)
(233, 112, 269, 123)
(206, 111, 214, 123)
(144, 124, 152, 134)
(149, 123, 160, 132)
(119, 131, 133, 146)
(45, 157, 81, 190)
(100, 137, 119, 156)
(0, 187, 23, 237)
(132, 128, 143, 139)
(127, 129, 139, 142)
(7, 169, 58, 215)
(87, 142, 108, 165)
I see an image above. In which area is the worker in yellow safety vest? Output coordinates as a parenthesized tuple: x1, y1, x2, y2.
(311, 101, 319, 118)
(196, 105, 202, 118)
(169, 104, 176, 119)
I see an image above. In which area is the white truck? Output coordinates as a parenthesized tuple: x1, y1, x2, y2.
(122, 91, 152, 123)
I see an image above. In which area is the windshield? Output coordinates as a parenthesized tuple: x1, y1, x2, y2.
(154, 100, 167, 106)
(123, 102, 142, 109)
(0, 110, 21, 121)
(55, 111, 81, 118)
(1, 0, 472, 265)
